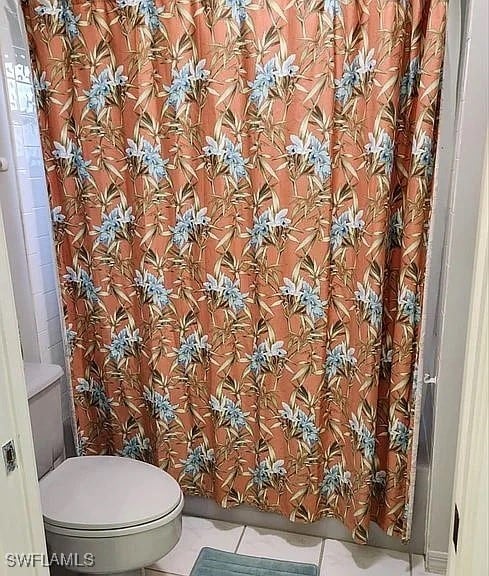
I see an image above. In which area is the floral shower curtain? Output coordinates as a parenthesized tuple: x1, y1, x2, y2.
(23, 0, 447, 542)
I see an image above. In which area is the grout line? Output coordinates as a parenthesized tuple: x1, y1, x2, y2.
(145, 564, 187, 576)
(409, 552, 413, 576)
(146, 571, 183, 576)
(234, 524, 247, 553)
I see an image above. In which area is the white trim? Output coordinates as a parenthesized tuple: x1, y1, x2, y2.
(427, 550, 448, 574)
(0, 187, 49, 574)
(425, 0, 489, 558)
(446, 133, 488, 576)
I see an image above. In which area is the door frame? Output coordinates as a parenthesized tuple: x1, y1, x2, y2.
(0, 164, 48, 571)
(447, 133, 488, 575)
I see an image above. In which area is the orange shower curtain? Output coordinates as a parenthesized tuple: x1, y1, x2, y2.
(23, 0, 447, 542)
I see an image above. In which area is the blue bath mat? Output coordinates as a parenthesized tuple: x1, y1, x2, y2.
(190, 547, 319, 576)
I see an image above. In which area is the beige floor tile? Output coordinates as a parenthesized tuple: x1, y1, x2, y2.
(237, 525, 323, 566)
(149, 515, 244, 576)
(321, 539, 410, 576)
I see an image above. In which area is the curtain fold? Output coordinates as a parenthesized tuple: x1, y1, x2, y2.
(22, 0, 447, 542)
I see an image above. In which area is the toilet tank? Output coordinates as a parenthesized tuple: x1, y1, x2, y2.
(24, 362, 66, 479)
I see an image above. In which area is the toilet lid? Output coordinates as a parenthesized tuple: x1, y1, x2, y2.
(40, 456, 182, 530)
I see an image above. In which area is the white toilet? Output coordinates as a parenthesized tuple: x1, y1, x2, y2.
(25, 363, 184, 575)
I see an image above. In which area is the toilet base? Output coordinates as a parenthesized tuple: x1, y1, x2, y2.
(44, 496, 183, 576)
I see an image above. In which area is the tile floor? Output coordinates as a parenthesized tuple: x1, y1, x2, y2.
(147, 515, 437, 576)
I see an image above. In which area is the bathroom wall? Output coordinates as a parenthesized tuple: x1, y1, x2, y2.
(0, 0, 74, 454)
(0, 0, 484, 567)
(424, 0, 488, 571)
(415, 0, 464, 503)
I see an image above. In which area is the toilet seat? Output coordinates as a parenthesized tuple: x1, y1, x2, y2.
(43, 493, 184, 538)
(40, 456, 183, 533)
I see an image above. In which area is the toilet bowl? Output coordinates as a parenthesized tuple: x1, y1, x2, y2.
(40, 456, 184, 575)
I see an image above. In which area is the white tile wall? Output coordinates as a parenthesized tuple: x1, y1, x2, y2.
(0, 0, 73, 450)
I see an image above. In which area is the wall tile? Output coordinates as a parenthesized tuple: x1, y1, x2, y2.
(22, 118, 41, 147)
(3, 0, 26, 49)
(26, 145, 45, 178)
(22, 206, 52, 240)
(34, 289, 62, 330)
(38, 233, 57, 265)
(38, 328, 63, 363)
(0, 0, 73, 454)
(48, 341, 66, 369)
(28, 259, 57, 295)
(17, 172, 49, 214)
(47, 316, 63, 346)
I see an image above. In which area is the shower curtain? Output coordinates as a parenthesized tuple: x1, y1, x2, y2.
(23, 0, 447, 542)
